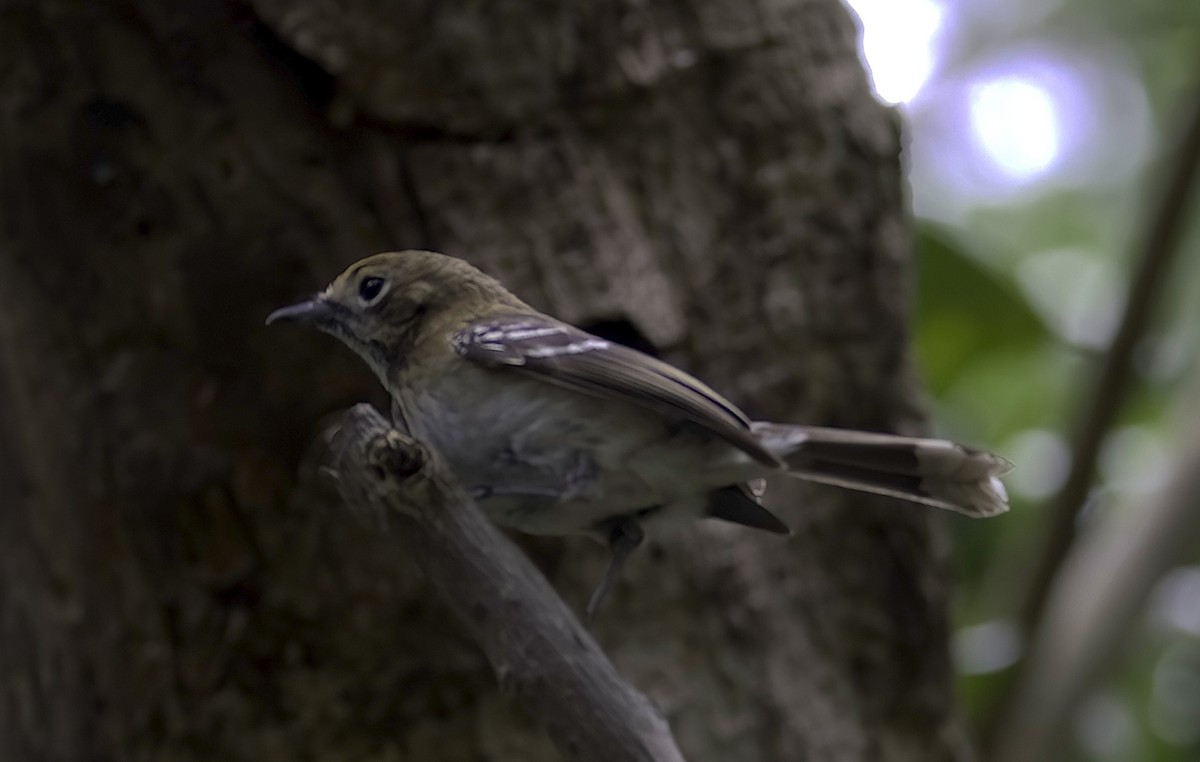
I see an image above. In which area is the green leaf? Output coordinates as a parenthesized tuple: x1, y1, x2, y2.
(915, 225, 1051, 394)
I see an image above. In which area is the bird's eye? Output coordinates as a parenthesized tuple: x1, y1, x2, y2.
(358, 276, 386, 304)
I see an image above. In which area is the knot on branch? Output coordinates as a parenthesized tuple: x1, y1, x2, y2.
(367, 428, 425, 482)
(325, 403, 429, 528)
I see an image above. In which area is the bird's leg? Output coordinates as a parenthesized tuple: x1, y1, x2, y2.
(585, 516, 645, 623)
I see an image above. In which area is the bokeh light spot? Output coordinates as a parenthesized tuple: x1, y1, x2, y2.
(1017, 248, 1120, 349)
(1099, 426, 1170, 495)
(848, 0, 944, 104)
(1075, 693, 1136, 760)
(1149, 567, 1200, 637)
(969, 76, 1061, 180)
(1004, 428, 1070, 500)
(954, 619, 1022, 675)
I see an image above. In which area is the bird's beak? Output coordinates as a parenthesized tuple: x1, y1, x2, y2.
(266, 296, 334, 326)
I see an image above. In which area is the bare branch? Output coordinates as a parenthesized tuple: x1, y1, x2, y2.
(1018, 87, 1200, 634)
(327, 404, 687, 762)
(982, 83, 1200, 752)
(992, 376, 1200, 762)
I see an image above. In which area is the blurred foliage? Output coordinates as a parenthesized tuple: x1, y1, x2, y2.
(915, 226, 1049, 397)
(891, 0, 1200, 758)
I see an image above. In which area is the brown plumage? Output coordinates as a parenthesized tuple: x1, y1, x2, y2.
(269, 250, 1011, 618)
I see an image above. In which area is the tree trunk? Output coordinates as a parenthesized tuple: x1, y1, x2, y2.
(0, 1, 970, 760)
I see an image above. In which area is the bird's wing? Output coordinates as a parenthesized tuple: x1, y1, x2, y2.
(454, 314, 782, 467)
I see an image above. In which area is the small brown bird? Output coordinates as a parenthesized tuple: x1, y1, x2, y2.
(269, 251, 1010, 618)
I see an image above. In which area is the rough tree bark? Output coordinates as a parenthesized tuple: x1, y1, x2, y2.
(0, 1, 969, 760)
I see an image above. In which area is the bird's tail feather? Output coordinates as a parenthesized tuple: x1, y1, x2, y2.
(752, 422, 1012, 518)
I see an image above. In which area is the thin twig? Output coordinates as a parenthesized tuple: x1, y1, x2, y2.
(982, 86, 1200, 751)
(992, 377, 1200, 762)
(327, 404, 687, 762)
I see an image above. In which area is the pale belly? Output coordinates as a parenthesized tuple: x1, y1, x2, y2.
(396, 368, 748, 535)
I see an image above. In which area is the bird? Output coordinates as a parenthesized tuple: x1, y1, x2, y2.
(268, 250, 1011, 619)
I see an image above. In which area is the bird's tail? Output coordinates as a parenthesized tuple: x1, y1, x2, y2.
(752, 422, 1012, 518)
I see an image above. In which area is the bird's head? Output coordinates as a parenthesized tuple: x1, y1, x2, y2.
(267, 250, 522, 379)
